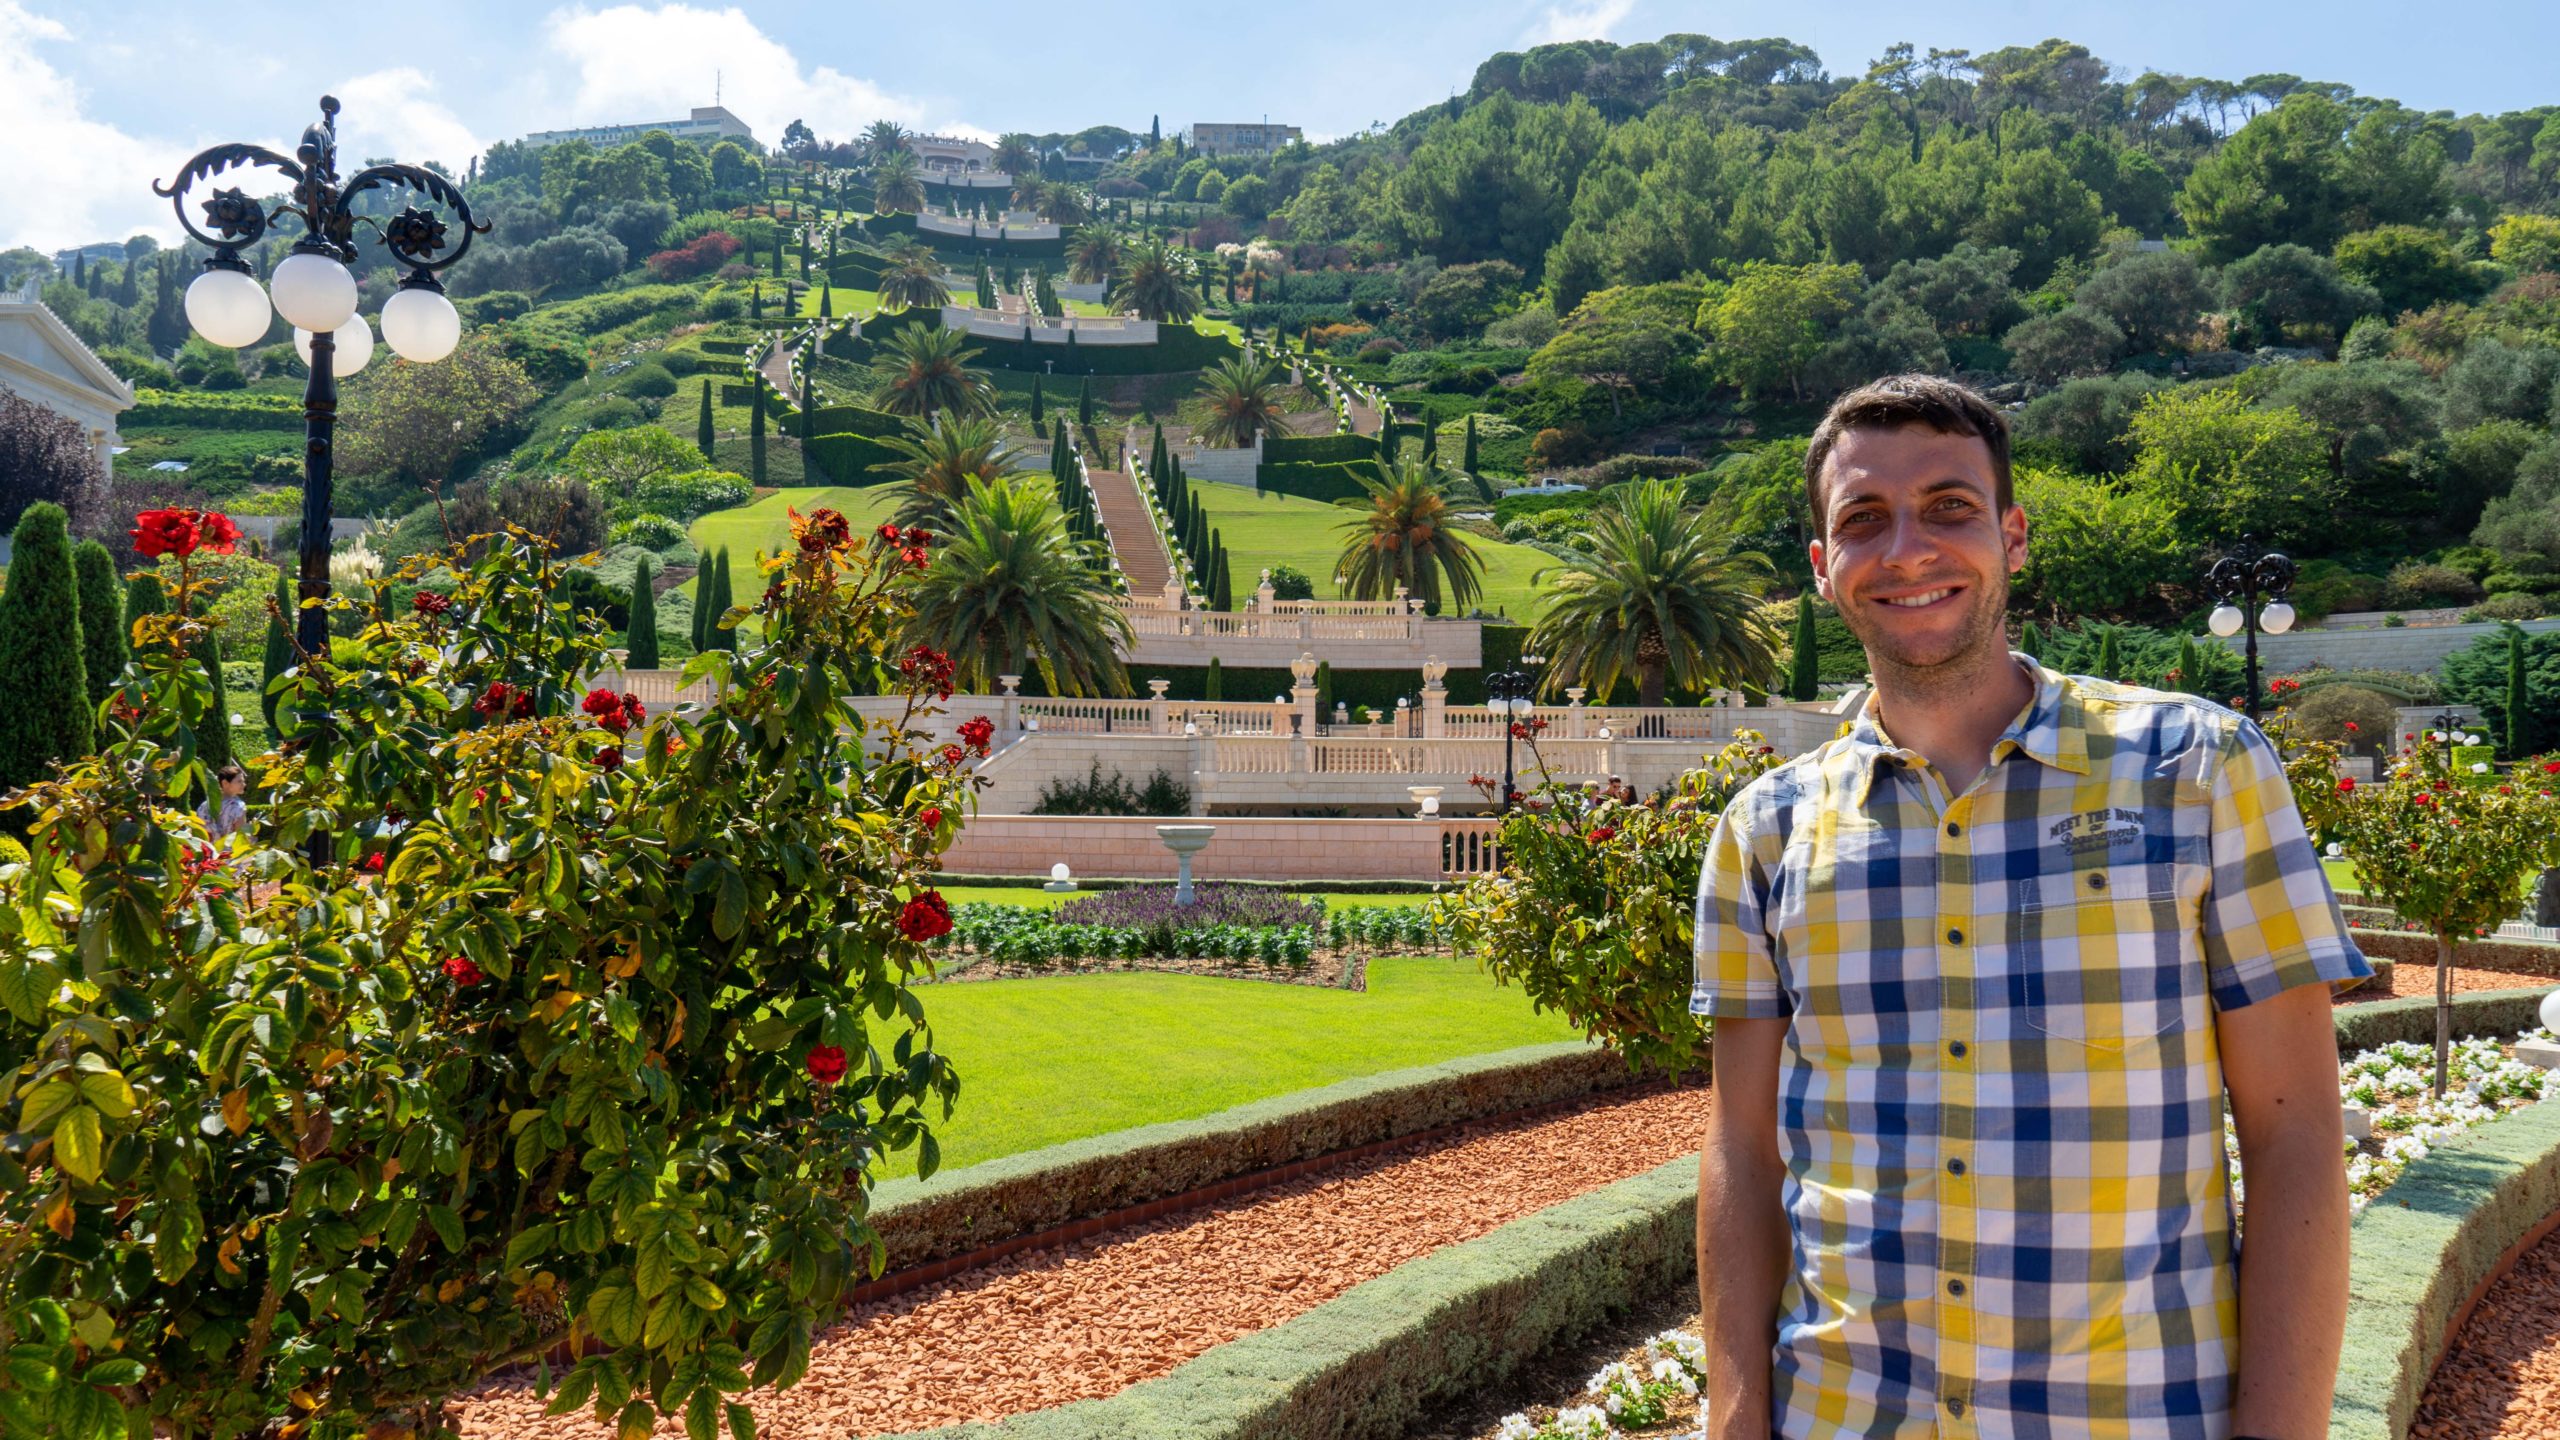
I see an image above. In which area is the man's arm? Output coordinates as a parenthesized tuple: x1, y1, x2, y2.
(2218, 980, 2352, 1438)
(1702, 1014, 1789, 1440)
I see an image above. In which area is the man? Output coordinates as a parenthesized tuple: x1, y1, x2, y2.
(1694, 375, 2363, 1440)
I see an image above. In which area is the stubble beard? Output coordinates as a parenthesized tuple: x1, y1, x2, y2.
(1839, 577, 2016, 705)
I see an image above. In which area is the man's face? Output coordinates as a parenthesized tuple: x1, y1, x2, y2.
(1808, 424, 2027, 678)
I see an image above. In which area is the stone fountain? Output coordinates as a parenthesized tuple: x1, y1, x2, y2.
(1154, 824, 1215, 906)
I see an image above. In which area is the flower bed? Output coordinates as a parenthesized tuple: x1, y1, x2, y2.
(930, 892, 1454, 982)
(2323, 1035, 2552, 1211)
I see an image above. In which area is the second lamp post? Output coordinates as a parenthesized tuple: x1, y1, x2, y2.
(2204, 539, 2298, 724)
(1485, 654, 1544, 812)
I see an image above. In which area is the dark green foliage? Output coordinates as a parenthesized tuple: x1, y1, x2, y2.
(1204, 655, 1222, 701)
(2444, 624, 2560, 756)
(707, 548, 736, 652)
(72, 540, 125, 706)
(1463, 413, 1480, 474)
(2018, 620, 2045, 661)
(749, 383, 767, 486)
(1787, 594, 1819, 702)
(1029, 374, 1045, 428)
(2093, 626, 2121, 682)
(1257, 461, 1376, 504)
(1315, 660, 1333, 713)
(262, 574, 294, 728)
(2506, 625, 2529, 759)
(1419, 423, 1438, 466)
(1029, 759, 1191, 817)
(1077, 375, 1093, 427)
(690, 560, 712, 652)
(626, 556, 660, 670)
(190, 631, 232, 773)
(1212, 536, 1232, 612)
(697, 379, 715, 459)
(2175, 634, 2203, 697)
(124, 573, 164, 624)
(0, 503, 91, 792)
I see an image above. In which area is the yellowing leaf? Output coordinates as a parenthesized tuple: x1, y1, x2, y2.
(217, 1232, 244, 1276)
(53, 1105, 101, 1183)
(437, 1279, 466, 1303)
(222, 1088, 250, 1136)
(43, 1187, 74, 1238)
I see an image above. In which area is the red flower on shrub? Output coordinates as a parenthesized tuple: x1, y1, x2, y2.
(899, 644, 955, 700)
(2343, 721, 2359, 732)
(896, 890, 953, 942)
(2337, 777, 2355, 793)
(793, 505, 851, 553)
(2413, 792, 2435, 807)
(412, 590, 451, 618)
(596, 745, 625, 772)
(131, 508, 218, 559)
(582, 687, 627, 724)
(804, 1044, 848, 1085)
(876, 523, 902, 545)
(918, 806, 943, 828)
(958, 716, 994, 755)
(474, 681, 532, 720)
(939, 744, 966, 766)
(2544, 762, 2560, 774)
(362, 851, 386, 872)
(441, 955, 485, 986)
(1586, 825, 1616, 843)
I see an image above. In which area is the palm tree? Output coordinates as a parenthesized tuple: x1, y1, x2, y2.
(1011, 177, 1053, 213)
(1333, 457, 1485, 615)
(904, 477, 1133, 698)
(1194, 357, 1289, 448)
(878, 414, 1024, 529)
(1066, 226, 1126, 286)
(871, 324, 993, 426)
(871, 149, 926, 213)
(875, 245, 950, 311)
(863, 120, 911, 161)
(1527, 478, 1782, 707)
(1108, 238, 1203, 322)
(992, 133, 1039, 176)
(1040, 186, 1091, 225)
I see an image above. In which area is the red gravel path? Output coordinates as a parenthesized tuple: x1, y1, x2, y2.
(2411, 1222, 2560, 1437)
(2339, 965, 2544, 1006)
(448, 1082, 1711, 1439)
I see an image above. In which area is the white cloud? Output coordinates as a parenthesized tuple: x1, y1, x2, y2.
(538, 3, 929, 148)
(1523, 0, 1636, 46)
(0, 1, 190, 251)
(331, 67, 486, 175)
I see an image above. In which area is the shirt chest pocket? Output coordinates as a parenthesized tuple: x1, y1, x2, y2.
(2009, 857, 2204, 1052)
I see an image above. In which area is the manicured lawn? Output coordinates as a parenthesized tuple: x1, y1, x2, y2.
(884, 954, 1582, 1178)
(948, 886, 1445, 910)
(689, 485, 902, 564)
(1189, 482, 1556, 621)
(798, 285, 883, 319)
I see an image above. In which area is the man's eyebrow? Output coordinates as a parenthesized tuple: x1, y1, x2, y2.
(1831, 476, 1991, 511)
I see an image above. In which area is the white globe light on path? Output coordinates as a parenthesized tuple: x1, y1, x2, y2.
(2260, 601, 2296, 635)
(2208, 605, 2244, 638)
(269, 252, 359, 332)
(2541, 987, 2560, 1036)
(294, 314, 374, 377)
(379, 286, 462, 362)
(182, 267, 272, 348)
(2465, 733, 2484, 747)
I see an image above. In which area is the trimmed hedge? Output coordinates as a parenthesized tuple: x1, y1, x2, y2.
(803, 404, 907, 440)
(1258, 459, 1374, 504)
(2333, 1097, 2560, 1439)
(884, 1152, 1699, 1440)
(803, 432, 906, 485)
(2330, 985, 2550, 1055)
(2351, 925, 2560, 980)
(1263, 432, 1379, 467)
(127, 389, 302, 430)
(863, 1042, 1644, 1278)
(951, 324, 1239, 377)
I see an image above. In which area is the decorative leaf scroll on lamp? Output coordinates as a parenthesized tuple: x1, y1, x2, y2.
(157, 95, 485, 657)
(2202, 538, 2296, 724)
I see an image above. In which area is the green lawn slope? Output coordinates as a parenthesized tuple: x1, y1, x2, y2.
(1190, 482, 1555, 622)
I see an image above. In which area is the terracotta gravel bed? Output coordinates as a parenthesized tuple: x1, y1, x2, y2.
(2411, 1222, 2560, 1438)
(448, 1081, 1710, 1440)
(2338, 964, 2544, 1006)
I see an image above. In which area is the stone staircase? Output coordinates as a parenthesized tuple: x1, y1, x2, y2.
(1085, 466, 1174, 596)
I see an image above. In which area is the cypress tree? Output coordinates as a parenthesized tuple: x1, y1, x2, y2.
(697, 378, 716, 459)
(1149, 425, 1168, 495)
(2018, 620, 2044, 661)
(1420, 421, 1438, 466)
(1077, 375, 1093, 427)
(689, 562, 711, 653)
(1211, 538, 1231, 612)
(771, 235, 784, 276)
(2174, 634, 2201, 695)
(1029, 374, 1045, 430)
(125, 573, 165, 625)
(1204, 656, 1222, 701)
(819, 284, 833, 319)
(626, 557, 661, 669)
(1315, 660, 1333, 715)
(0, 503, 91, 791)
(1462, 413, 1479, 474)
(798, 369, 814, 440)
(262, 574, 295, 728)
(798, 228, 811, 278)
(708, 549, 736, 652)
(750, 385, 767, 485)
(750, 284, 763, 320)
(72, 540, 125, 706)
(2507, 625, 2531, 757)
(2094, 626, 2121, 683)
(1787, 594, 1820, 702)
(191, 632, 232, 773)
(1377, 421, 1399, 466)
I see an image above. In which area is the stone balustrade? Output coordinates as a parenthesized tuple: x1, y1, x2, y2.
(939, 305, 1158, 345)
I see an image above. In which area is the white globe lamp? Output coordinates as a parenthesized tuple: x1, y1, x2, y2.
(2207, 605, 2244, 638)
(269, 251, 358, 333)
(183, 267, 273, 349)
(2541, 987, 2560, 1036)
(2259, 601, 2296, 635)
(294, 314, 374, 378)
(379, 286, 462, 363)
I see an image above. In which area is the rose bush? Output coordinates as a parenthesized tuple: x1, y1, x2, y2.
(0, 508, 978, 1438)
(1437, 732, 1784, 1076)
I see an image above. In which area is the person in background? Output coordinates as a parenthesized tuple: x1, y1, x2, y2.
(200, 763, 248, 841)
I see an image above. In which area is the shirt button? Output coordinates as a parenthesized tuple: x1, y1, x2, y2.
(1948, 1157, 1967, 1176)
(1947, 1397, 1967, 1418)
(1949, 1040, 1967, 1058)
(1948, 1278, 1967, 1296)
(1945, 822, 1960, 838)
(1946, 926, 1964, 944)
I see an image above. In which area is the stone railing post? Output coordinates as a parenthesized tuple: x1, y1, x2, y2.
(1255, 570, 1276, 614)
(1290, 652, 1320, 738)
(1564, 686, 1588, 739)
(997, 674, 1022, 736)
(1148, 677, 1171, 735)
(1421, 656, 1449, 739)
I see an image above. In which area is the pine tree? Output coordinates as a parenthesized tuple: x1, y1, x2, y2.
(72, 540, 125, 707)
(1204, 655, 1222, 701)
(1212, 538, 1231, 612)
(626, 557, 661, 669)
(1462, 413, 1479, 474)
(1029, 374, 1045, 430)
(1788, 594, 1820, 702)
(2018, 620, 2044, 661)
(750, 384, 767, 485)
(2094, 626, 2121, 683)
(262, 574, 295, 728)
(2507, 625, 2531, 758)
(1077, 376, 1093, 428)
(697, 379, 717, 460)
(0, 504, 89, 790)
(191, 632, 233, 773)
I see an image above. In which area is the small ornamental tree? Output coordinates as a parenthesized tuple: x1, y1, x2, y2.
(1029, 374, 1045, 431)
(750, 383, 768, 486)
(72, 539, 127, 708)
(0, 502, 91, 793)
(1462, 413, 1480, 475)
(2093, 625, 2121, 682)
(2291, 732, 2560, 1095)
(1204, 655, 1223, 700)
(2509, 626, 2531, 759)
(1787, 593, 1819, 702)
(0, 506, 982, 1438)
(707, 547, 737, 651)
(698, 378, 717, 460)
(262, 572, 296, 727)
(626, 554, 661, 668)
(1439, 734, 1786, 1074)
(1077, 375, 1093, 428)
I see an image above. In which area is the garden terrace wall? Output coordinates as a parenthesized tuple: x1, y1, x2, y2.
(941, 815, 1455, 882)
(863, 1042, 1646, 1277)
(2332, 1097, 2560, 1438)
(2352, 926, 2560, 981)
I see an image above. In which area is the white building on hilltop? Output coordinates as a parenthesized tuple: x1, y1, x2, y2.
(911, 134, 997, 175)
(519, 105, 756, 151)
(0, 278, 133, 487)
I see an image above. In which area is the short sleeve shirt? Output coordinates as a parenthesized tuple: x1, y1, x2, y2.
(1691, 661, 2367, 1440)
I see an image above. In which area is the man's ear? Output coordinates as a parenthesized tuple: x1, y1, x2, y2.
(2002, 504, 2029, 577)
(1809, 535, 1834, 602)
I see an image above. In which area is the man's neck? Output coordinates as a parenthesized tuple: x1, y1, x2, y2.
(1866, 646, 2035, 798)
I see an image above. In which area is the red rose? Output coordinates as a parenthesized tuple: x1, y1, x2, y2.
(876, 523, 902, 544)
(412, 590, 451, 617)
(919, 806, 943, 828)
(2343, 721, 2359, 732)
(582, 687, 626, 722)
(896, 890, 954, 942)
(196, 512, 241, 555)
(473, 681, 520, 719)
(1509, 721, 1528, 740)
(362, 851, 386, 872)
(621, 692, 646, 725)
(441, 955, 484, 986)
(939, 744, 966, 766)
(958, 715, 994, 754)
(129, 508, 200, 559)
(1587, 825, 1616, 843)
(899, 645, 956, 699)
(797, 506, 851, 553)
(903, 527, 932, 548)
(804, 1044, 848, 1085)
(596, 745, 624, 772)
(2544, 762, 2560, 774)
(2413, 792, 2434, 807)
(2337, 777, 2355, 793)
(900, 545, 930, 568)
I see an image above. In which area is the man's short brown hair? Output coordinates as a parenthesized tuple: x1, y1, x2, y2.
(1802, 375, 2013, 537)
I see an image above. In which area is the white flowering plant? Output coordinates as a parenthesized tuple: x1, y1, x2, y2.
(2241, 1033, 2553, 1214)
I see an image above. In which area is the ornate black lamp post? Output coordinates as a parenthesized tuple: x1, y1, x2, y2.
(2203, 538, 2298, 724)
(156, 96, 484, 656)
(2428, 709, 2481, 773)
(1485, 653, 1543, 812)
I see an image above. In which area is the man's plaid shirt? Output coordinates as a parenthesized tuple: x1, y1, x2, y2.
(1691, 660, 2367, 1439)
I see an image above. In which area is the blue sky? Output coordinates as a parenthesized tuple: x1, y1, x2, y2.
(4, 0, 2555, 252)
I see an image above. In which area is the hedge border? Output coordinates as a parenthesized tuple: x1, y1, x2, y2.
(2330, 984, 2550, 1055)
(862, 1041, 1644, 1277)
(2350, 925, 2560, 981)
(880, 1152, 1700, 1440)
(2333, 1095, 2560, 1438)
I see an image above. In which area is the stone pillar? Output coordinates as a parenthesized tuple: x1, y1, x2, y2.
(997, 674, 1022, 734)
(1188, 720, 1215, 816)
(1148, 677, 1171, 735)
(1291, 651, 1320, 738)
(1256, 570, 1276, 614)
(1421, 656, 1449, 739)
(1565, 686, 1588, 739)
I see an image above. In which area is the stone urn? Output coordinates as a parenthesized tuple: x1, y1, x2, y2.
(1154, 824, 1215, 906)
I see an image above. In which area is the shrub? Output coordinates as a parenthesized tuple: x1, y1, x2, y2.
(630, 468, 753, 522)
(0, 514, 973, 1437)
(1527, 426, 1601, 471)
(1357, 337, 1406, 360)
(646, 230, 743, 281)
(1029, 758, 1191, 816)
(2384, 561, 2485, 609)
(1266, 564, 1316, 601)
(617, 361, 678, 399)
(0, 502, 91, 795)
(610, 512, 691, 550)
(2468, 592, 2551, 622)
